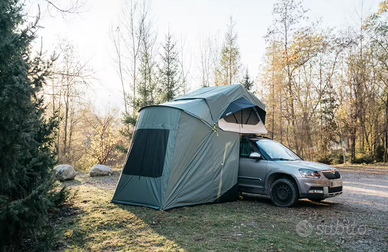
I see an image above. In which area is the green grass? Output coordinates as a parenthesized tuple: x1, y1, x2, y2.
(55, 174, 341, 252)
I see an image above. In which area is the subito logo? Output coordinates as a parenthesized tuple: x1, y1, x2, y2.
(296, 220, 313, 237)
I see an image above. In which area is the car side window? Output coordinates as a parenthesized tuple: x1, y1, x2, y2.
(240, 141, 254, 157)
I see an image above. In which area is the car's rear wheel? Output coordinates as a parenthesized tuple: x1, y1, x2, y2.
(270, 178, 299, 207)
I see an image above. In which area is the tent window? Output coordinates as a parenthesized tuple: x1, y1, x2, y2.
(123, 129, 169, 178)
(223, 107, 260, 125)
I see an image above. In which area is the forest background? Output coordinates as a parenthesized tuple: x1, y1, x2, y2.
(34, 0, 388, 167)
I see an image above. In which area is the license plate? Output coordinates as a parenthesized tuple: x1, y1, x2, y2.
(330, 179, 342, 188)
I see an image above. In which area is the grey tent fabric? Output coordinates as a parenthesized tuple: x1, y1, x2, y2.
(173, 85, 266, 123)
(162, 99, 213, 127)
(112, 84, 266, 210)
(113, 107, 180, 208)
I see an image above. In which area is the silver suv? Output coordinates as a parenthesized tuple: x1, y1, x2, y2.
(239, 137, 343, 207)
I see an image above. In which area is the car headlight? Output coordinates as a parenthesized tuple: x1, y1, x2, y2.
(299, 169, 321, 179)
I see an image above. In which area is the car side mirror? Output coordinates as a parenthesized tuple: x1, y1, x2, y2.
(249, 152, 262, 159)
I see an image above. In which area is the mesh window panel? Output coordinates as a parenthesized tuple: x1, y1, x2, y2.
(224, 107, 260, 125)
(123, 129, 170, 178)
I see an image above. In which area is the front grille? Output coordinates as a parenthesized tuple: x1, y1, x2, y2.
(309, 187, 324, 191)
(329, 186, 342, 193)
(323, 170, 341, 179)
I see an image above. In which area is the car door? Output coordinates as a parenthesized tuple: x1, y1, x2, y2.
(238, 140, 268, 194)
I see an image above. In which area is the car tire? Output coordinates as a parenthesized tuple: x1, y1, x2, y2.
(270, 178, 299, 207)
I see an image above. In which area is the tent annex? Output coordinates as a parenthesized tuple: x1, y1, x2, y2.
(112, 85, 267, 210)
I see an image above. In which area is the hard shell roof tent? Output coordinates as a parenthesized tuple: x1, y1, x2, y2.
(112, 84, 267, 210)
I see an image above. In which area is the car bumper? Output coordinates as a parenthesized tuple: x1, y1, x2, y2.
(298, 177, 343, 199)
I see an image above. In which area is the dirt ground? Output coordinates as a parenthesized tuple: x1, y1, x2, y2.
(324, 165, 388, 251)
(63, 165, 388, 251)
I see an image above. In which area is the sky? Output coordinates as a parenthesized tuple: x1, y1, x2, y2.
(29, 0, 380, 113)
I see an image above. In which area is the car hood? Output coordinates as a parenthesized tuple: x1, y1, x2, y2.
(273, 160, 334, 171)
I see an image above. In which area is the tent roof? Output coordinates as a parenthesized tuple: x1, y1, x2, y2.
(174, 85, 265, 120)
(140, 84, 266, 127)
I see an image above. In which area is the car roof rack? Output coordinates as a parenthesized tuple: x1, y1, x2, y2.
(240, 134, 272, 140)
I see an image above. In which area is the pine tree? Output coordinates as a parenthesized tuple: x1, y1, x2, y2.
(159, 31, 181, 103)
(117, 2, 156, 154)
(135, 11, 157, 110)
(242, 69, 254, 91)
(136, 39, 157, 109)
(0, 1, 68, 250)
(217, 16, 242, 85)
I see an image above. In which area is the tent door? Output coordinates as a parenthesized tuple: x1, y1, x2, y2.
(122, 129, 170, 177)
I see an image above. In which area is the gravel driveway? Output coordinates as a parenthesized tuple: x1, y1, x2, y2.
(331, 165, 388, 213)
(320, 165, 388, 251)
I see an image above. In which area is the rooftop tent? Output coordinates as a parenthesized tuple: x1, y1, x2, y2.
(218, 97, 267, 134)
(112, 85, 267, 210)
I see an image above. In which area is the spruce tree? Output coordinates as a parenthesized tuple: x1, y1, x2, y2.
(135, 18, 157, 110)
(242, 69, 254, 91)
(0, 1, 67, 250)
(136, 40, 157, 108)
(217, 16, 242, 85)
(159, 31, 181, 103)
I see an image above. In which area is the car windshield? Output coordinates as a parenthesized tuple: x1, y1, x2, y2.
(256, 140, 300, 161)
